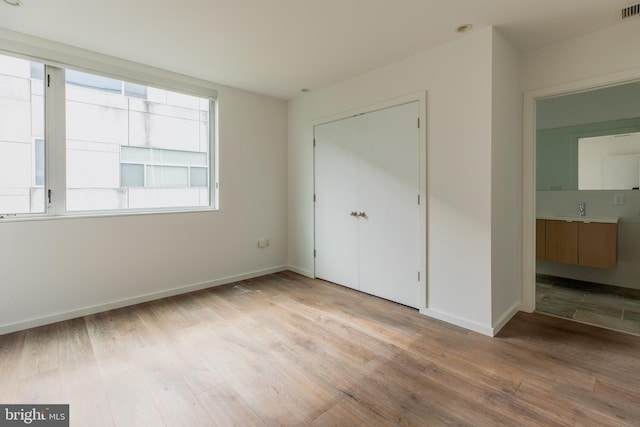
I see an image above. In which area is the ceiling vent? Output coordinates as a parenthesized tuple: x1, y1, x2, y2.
(621, 3, 640, 19)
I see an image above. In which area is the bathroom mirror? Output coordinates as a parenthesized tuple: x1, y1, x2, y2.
(578, 132, 640, 190)
(536, 80, 640, 191)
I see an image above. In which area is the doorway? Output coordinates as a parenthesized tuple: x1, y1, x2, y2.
(523, 75, 640, 334)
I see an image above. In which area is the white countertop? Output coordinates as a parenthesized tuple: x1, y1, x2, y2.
(537, 215, 619, 224)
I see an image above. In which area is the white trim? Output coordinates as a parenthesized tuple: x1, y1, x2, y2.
(0, 206, 217, 223)
(46, 65, 67, 216)
(287, 265, 315, 278)
(492, 302, 521, 336)
(312, 92, 426, 126)
(420, 308, 494, 337)
(522, 67, 640, 313)
(0, 265, 288, 336)
(416, 93, 428, 312)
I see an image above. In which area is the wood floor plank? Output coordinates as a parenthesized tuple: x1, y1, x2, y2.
(0, 330, 25, 402)
(59, 365, 114, 427)
(514, 379, 631, 426)
(312, 397, 395, 427)
(95, 360, 167, 427)
(135, 303, 226, 394)
(55, 318, 113, 426)
(212, 327, 336, 424)
(1, 271, 639, 426)
(197, 381, 264, 427)
(257, 298, 379, 365)
(19, 323, 61, 375)
(132, 346, 214, 427)
(12, 324, 65, 404)
(55, 318, 96, 367)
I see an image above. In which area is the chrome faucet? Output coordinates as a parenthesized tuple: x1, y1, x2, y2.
(579, 201, 586, 217)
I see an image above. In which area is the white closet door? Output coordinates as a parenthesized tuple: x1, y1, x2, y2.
(315, 101, 420, 308)
(358, 102, 419, 308)
(314, 117, 360, 289)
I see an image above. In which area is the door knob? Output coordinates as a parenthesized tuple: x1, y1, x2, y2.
(350, 211, 358, 217)
(357, 211, 366, 218)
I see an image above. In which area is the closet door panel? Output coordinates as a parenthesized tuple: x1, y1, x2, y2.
(314, 117, 359, 289)
(358, 102, 420, 308)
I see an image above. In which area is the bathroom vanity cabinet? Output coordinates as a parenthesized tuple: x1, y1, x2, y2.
(536, 217, 618, 269)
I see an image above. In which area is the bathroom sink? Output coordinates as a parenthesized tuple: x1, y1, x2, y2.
(536, 215, 618, 224)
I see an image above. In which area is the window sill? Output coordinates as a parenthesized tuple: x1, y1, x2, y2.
(0, 206, 218, 223)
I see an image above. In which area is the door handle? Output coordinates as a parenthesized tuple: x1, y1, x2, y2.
(350, 211, 358, 217)
(357, 211, 366, 218)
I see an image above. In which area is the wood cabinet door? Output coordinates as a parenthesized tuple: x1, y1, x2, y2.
(545, 220, 578, 265)
(536, 219, 546, 260)
(579, 222, 617, 269)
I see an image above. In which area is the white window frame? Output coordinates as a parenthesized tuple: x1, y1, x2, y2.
(0, 44, 219, 219)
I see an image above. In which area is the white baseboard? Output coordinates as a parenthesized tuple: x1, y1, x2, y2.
(491, 302, 521, 336)
(519, 302, 535, 314)
(420, 308, 494, 336)
(421, 303, 522, 337)
(0, 265, 288, 336)
(286, 264, 314, 278)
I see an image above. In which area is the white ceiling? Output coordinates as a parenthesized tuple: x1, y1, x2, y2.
(0, 0, 632, 99)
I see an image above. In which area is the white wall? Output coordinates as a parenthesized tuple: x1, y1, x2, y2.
(522, 19, 640, 92)
(490, 30, 522, 329)
(0, 34, 289, 334)
(521, 19, 640, 310)
(288, 27, 521, 335)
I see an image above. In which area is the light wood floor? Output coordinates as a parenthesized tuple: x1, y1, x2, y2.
(1, 271, 639, 426)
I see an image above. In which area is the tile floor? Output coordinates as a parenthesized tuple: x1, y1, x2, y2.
(536, 275, 640, 335)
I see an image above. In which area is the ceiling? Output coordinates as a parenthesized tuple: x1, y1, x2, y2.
(0, 0, 632, 99)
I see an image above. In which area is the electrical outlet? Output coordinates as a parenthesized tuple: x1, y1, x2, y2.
(257, 238, 270, 248)
(614, 194, 624, 205)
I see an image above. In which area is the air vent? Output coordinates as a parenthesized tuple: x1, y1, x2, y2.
(621, 3, 640, 19)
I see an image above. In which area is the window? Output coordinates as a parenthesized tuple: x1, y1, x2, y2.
(0, 52, 217, 217)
